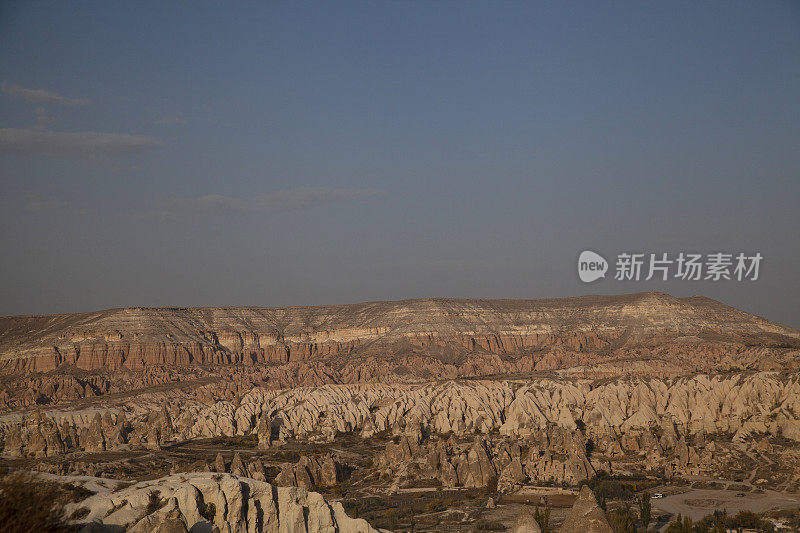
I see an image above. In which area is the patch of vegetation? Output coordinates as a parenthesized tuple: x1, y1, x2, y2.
(145, 489, 166, 515)
(638, 491, 651, 530)
(585, 437, 595, 457)
(200, 501, 216, 521)
(665, 513, 692, 532)
(383, 508, 399, 530)
(727, 483, 750, 492)
(771, 507, 800, 529)
(0, 471, 74, 532)
(690, 480, 725, 490)
(595, 487, 607, 511)
(474, 520, 506, 531)
(107, 498, 128, 516)
(606, 505, 636, 533)
(534, 506, 551, 533)
(484, 475, 498, 495)
(343, 493, 452, 530)
(343, 496, 389, 519)
(425, 499, 446, 513)
(70, 507, 90, 520)
(373, 428, 391, 440)
(206, 434, 258, 447)
(59, 482, 95, 503)
(402, 476, 440, 489)
(264, 465, 281, 483)
(579, 471, 655, 503)
(693, 509, 776, 532)
(112, 481, 133, 492)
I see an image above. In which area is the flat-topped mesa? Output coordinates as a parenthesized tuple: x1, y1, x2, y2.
(0, 292, 797, 374)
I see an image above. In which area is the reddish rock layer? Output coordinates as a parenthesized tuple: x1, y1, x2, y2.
(0, 292, 797, 377)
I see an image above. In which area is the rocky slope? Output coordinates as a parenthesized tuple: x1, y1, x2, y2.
(4, 373, 799, 473)
(1, 292, 797, 376)
(66, 472, 380, 532)
(61, 471, 608, 533)
(0, 293, 797, 417)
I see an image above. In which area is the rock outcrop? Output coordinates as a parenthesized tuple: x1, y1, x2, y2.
(376, 428, 594, 488)
(512, 508, 542, 533)
(1, 293, 797, 380)
(560, 485, 614, 533)
(68, 472, 379, 533)
(4, 372, 800, 460)
(275, 454, 344, 490)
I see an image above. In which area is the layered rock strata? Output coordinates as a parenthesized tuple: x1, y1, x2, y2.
(2, 293, 797, 376)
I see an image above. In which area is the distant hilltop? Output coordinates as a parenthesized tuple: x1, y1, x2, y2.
(0, 292, 798, 376)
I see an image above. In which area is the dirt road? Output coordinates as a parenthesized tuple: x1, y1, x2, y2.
(653, 488, 800, 529)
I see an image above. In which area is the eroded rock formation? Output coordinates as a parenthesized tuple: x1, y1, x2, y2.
(4, 373, 799, 462)
(67, 472, 379, 533)
(1, 293, 797, 380)
(560, 485, 614, 533)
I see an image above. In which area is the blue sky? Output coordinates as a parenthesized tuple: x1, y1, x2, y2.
(1, 1, 799, 326)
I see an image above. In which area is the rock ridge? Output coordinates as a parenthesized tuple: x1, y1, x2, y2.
(1, 293, 797, 376)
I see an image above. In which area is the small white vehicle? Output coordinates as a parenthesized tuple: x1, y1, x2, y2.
(652, 493, 665, 499)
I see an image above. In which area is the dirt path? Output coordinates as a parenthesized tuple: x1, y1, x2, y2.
(653, 488, 800, 530)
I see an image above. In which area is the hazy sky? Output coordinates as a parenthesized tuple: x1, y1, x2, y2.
(1, 1, 799, 326)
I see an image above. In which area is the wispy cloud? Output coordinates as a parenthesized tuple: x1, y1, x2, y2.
(0, 128, 161, 157)
(1, 82, 90, 106)
(152, 187, 383, 216)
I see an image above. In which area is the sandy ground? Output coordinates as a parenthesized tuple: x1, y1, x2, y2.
(652, 488, 800, 528)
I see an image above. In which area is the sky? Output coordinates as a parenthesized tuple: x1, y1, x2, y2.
(0, 1, 799, 327)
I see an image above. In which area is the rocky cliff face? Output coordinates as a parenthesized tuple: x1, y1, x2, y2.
(66, 472, 380, 533)
(4, 373, 799, 461)
(0, 292, 797, 383)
